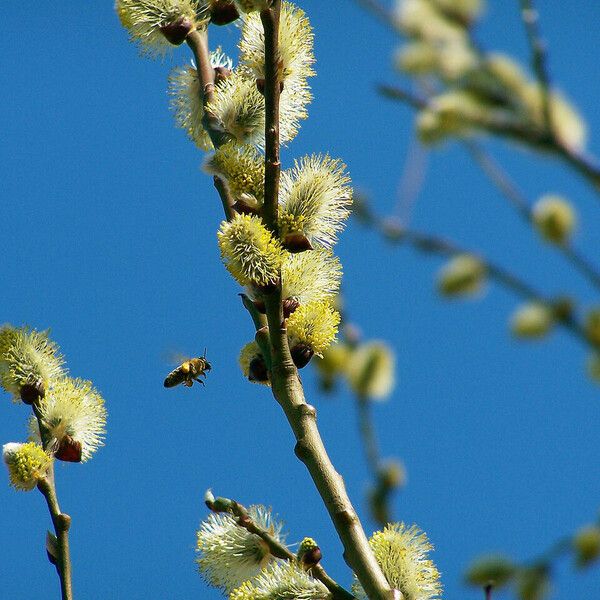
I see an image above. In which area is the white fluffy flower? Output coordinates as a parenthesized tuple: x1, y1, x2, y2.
(196, 505, 284, 592)
(0, 325, 65, 402)
(239, 2, 315, 83)
(353, 523, 442, 600)
(169, 48, 234, 150)
(116, 0, 205, 57)
(279, 155, 352, 249)
(32, 377, 107, 462)
(281, 250, 342, 306)
(230, 561, 330, 600)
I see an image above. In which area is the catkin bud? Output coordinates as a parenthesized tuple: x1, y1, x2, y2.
(573, 526, 600, 567)
(586, 352, 600, 384)
(347, 342, 395, 400)
(533, 195, 576, 244)
(379, 460, 406, 490)
(584, 309, 600, 346)
(290, 344, 314, 369)
(515, 567, 549, 600)
(510, 303, 554, 339)
(437, 254, 486, 296)
(209, 0, 240, 25)
(297, 537, 322, 569)
(239, 342, 270, 386)
(218, 215, 284, 288)
(3, 442, 52, 491)
(465, 555, 515, 588)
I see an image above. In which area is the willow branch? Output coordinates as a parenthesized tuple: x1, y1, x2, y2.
(353, 0, 398, 33)
(356, 396, 396, 528)
(213, 497, 356, 600)
(465, 141, 600, 291)
(357, 397, 381, 481)
(256, 5, 394, 598)
(32, 402, 73, 600)
(37, 478, 73, 600)
(186, 28, 234, 219)
(519, 0, 552, 131)
(354, 200, 591, 348)
(260, 6, 281, 234)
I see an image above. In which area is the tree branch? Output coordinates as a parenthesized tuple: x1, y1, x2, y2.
(209, 496, 355, 600)
(257, 5, 394, 598)
(354, 199, 590, 348)
(519, 0, 552, 132)
(32, 401, 73, 600)
(37, 477, 73, 600)
(464, 141, 600, 291)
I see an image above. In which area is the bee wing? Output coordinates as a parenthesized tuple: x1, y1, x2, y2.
(162, 349, 191, 366)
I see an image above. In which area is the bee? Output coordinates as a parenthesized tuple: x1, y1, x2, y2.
(163, 351, 211, 388)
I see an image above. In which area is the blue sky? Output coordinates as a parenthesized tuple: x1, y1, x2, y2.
(1, 1, 599, 599)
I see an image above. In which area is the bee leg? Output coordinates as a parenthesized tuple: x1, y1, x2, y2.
(194, 378, 205, 386)
(183, 380, 192, 387)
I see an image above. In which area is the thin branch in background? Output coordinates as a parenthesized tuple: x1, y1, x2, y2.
(356, 396, 398, 528)
(357, 397, 380, 478)
(519, 0, 553, 131)
(353, 198, 591, 348)
(353, 0, 397, 33)
(393, 136, 428, 225)
(517, 0, 600, 191)
(378, 84, 428, 110)
(464, 140, 600, 291)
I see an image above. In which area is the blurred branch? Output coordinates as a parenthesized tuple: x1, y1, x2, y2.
(464, 141, 600, 291)
(467, 513, 600, 597)
(378, 84, 427, 110)
(519, 0, 552, 131)
(353, 0, 398, 33)
(354, 197, 591, 348)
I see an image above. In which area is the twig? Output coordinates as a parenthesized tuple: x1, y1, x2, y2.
(186, 28, 234, 219)
(256, 5, 394, 598)
(378, 84, 427, 110)
(357, 397, 380, 479)
(37, 478, 73, 600)
(212, 497, 355, 600)
(354, 199, 591, 348)
(464, 141, 600, 291)
(32, 401, 73, 600)
(353, 0, 398, 33)
(519, 0, 552, 132)
(213, 175, 235, 221)
(260, 7, 282, 234)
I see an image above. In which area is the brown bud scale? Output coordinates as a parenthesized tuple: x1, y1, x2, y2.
(160, 17, 193, 46)
(210, 1, 240, 25)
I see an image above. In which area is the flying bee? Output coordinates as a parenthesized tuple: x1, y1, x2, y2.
(163, 351, 211, 388)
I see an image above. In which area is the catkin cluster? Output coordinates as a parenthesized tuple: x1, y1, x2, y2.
(116, 1, 442, 598)
(393, 0, 586, 152)
(1, 325, 106, 490)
